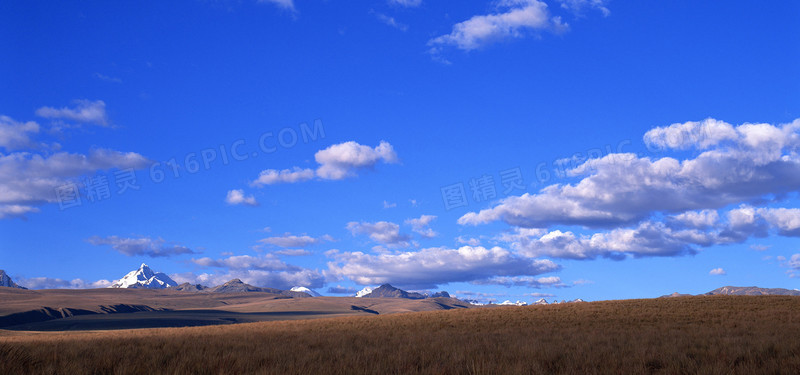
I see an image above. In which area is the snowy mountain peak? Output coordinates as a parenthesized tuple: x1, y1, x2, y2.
(0, 270, 26, 289)
(355, 286, 373, 298)
(498, 300, 527, 306)
(290, 286, 321, 297)
(110, 263, 177, 289)
(532, 298, 549, 305)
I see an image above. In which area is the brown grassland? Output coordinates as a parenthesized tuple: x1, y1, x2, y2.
(2, 295, 799, 374)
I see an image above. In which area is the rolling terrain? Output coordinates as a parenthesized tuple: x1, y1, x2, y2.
(0, 287, 470, 331)
(2, 295, 799, 374)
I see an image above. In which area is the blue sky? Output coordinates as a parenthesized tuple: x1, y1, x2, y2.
(1, 0, 799, 303)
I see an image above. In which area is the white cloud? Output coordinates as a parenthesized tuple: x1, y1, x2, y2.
(225, 189, 259, 206)
(326, 245, 560, 289)
(250, 141, 397, 186)
(495, 205, 800, 260)
(192, 254, 288, 270)
(88, 235, 195, 257)
(314, 140, 398, 180)
(184, 253, 324, 289)
(375, 13, 408, 31)
(273, 249, 312, 256)
(35, 99, 109, 126)
(0, 116, 40, 150)
(260, 233, 332, 247)
(789, 254, 800, 270)
(558, 0, 610, 16)
(709, 268, 726, 276)
(456, 235, 482, 246)
(173, 269, 323, 290)
(326, 285, 358, 294)
(347, 221, 411, 246)
(405, 214, 438, 238)
(428, 0, 566, 53)
(251, 167, 314, 186)
(389, 0, 421, 7)
(0, 148, 151, 219)
(259, 0, 295, 11)
(670, 210, 719, 229)
(17, 277, 112, 289)
(473, 275, 567, 288)
(383, 200, 397, 209)
(94, 73, 122, 83)
(757, 207, 800, 236)
(460, 118, 800, 229)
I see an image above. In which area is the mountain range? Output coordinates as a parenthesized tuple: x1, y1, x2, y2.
(3, 265, 799, 303)
(0, 270, 26, 289)
(355, 284, 451, 299)
(661, 286, 800, 298)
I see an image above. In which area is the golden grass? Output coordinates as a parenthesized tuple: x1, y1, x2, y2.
(2, 296, 800, 374)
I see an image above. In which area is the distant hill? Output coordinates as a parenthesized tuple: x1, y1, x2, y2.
(207, 279, 311, 297)
(0, 270, 26, 289)
(704, 286, 800, 296)
(170, 283, 210, 292)
(360, 284, 427, 299)
(357, 284, 460, 300)
(660, 286, 800, 298)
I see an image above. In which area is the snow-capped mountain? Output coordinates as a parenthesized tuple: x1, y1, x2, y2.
(498, 300, 528, 306)
(0, 270, 26, 289)
(290, 286, 321, 297)
(355, 286, 373, 298)
(109, 263, 178, 289)
(532, 298, 549, 305)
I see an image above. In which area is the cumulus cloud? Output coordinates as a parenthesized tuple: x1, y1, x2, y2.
(191, 254, 288, 270)
(670, 210, 720, 229)
(17, 277, 112, 289)
(88, 236, 196, 257)
(0, 148, 151, 219)
(259, 0, 295, 11)
(35, 99, 109, 126)
(709, 268, 726, 276)
(347, 221, 411, 246)
(225, 189, 259, 206)
(0, 115, 40, 150)
(251, 167, 314, 186)
(314, 141, 398, 180)
(558, 0, 609, 16)
(788, 254, 800, 267)
(496, 206, 800, 260)
(375, 13, 408, 31)
(260, 233, 333, 248)
(460, 118, 800, 229)
(389, 0, 421, 7)
(326, 285, 358, 294)
(428, 0, 567, 54)
(273, 249, 312, 256)
(251, 141, 398, 186)
(183, 253, 324, 289)
(473, 275, 567, 288)
(456, 235, 482, 246)
(325, 245, 560, 289)
(405, 214, 438, 238)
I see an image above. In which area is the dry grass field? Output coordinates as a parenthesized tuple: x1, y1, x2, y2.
(2, 295, 799, 374)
